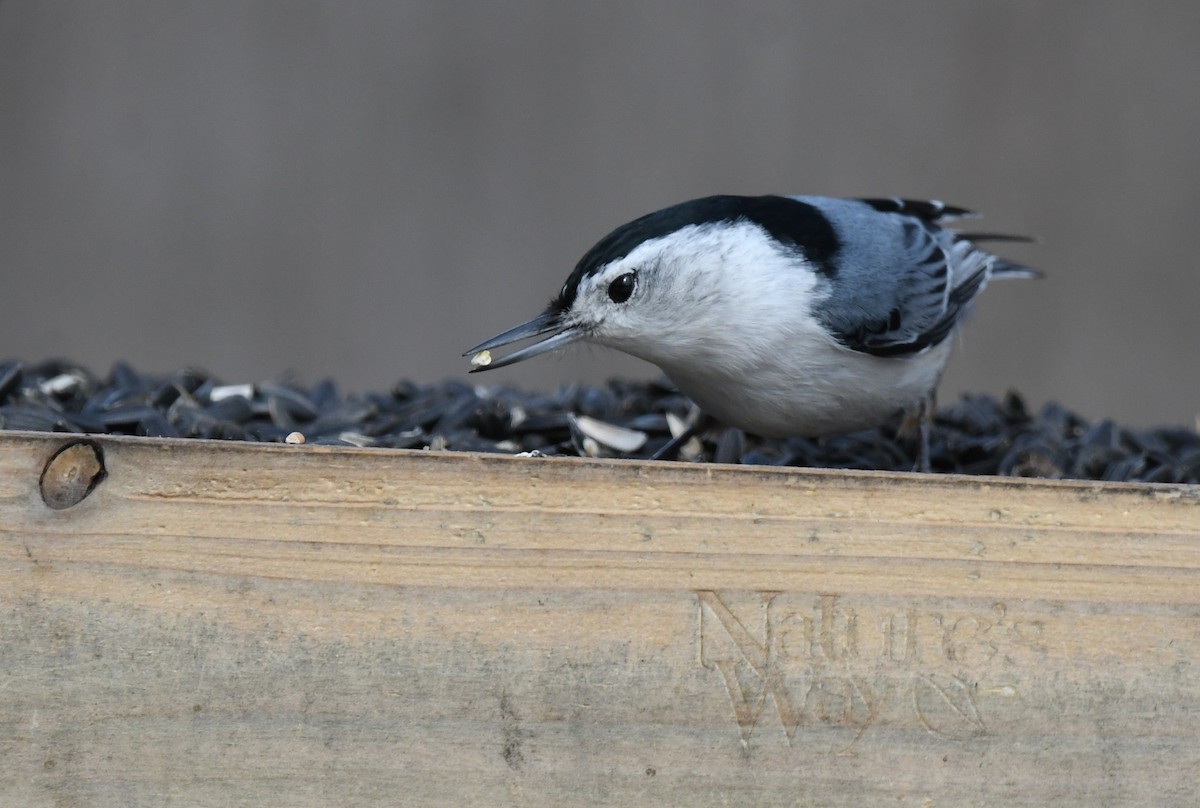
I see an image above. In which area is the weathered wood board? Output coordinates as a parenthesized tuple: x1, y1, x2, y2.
(1, 430, 1198, 807)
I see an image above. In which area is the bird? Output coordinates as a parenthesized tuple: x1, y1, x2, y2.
(464, 194, 1038, 469)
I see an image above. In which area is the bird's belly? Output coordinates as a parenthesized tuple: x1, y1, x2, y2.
(663, 342, 952, 438)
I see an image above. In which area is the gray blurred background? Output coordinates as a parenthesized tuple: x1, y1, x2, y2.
(1, 1, 1197, 427)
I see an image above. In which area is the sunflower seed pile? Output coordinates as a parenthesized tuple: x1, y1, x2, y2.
(1, 359, 1197, 483)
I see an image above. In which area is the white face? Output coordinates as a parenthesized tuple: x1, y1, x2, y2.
(561, 221, 827, 369)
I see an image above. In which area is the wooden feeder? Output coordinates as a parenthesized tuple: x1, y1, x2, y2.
(2, 430, 1198, 806)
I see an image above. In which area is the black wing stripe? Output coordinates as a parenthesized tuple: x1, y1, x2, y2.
(850, 265, 989, 357)
(858, 197, 975, 222)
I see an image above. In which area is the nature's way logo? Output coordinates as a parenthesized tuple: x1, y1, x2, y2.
(697, 591, 1047, 751)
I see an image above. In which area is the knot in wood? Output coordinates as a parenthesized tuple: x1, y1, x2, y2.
(40, 440, 106, 509)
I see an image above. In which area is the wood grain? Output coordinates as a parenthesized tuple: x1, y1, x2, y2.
(1, 430, 1198, 807)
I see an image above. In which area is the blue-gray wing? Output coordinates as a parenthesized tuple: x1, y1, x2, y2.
(794, 197, 1037, 358)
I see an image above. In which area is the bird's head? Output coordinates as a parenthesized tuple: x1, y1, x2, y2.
(464, 195, 831, 373)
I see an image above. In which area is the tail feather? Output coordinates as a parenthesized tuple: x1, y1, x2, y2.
(991, 258, 1042, 280)
(859, 197, 975, 222)
(955, 230, 1040, 280)
(957, 232, 1037, 244)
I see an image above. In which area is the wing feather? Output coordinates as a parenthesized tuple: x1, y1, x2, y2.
(808, 198, 1035, 357)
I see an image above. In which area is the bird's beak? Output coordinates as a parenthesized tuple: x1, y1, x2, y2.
(463, 309, 584, 372)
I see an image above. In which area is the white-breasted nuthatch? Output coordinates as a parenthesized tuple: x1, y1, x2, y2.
(465, 195, 1038, 467)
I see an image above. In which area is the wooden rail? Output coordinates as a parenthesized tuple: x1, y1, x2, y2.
(2, 431, 1198, 806)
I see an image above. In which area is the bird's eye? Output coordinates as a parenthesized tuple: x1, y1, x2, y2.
(607, 272, 636, 304)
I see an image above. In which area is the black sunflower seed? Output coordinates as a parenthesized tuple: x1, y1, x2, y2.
(0, 360, 1194, 483)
